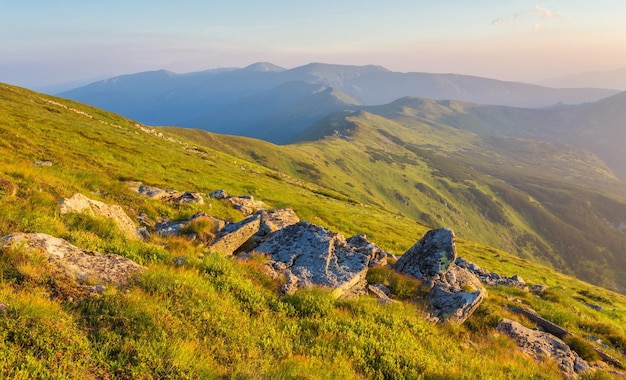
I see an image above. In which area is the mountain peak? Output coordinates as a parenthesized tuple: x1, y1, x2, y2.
(242, 62, 286, 72)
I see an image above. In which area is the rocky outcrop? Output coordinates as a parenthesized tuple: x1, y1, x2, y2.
(1, 233, 144, 286)
(128, 182, 204, 205)
(394, 228, 486, 324)
(456, 257, 528, 290)
(497, 318, 590, 379)
(209, 208, 300, 255)
(60, 193, 141, 240)
(250, 222, 371, 297)
(225, 195, 267, 216)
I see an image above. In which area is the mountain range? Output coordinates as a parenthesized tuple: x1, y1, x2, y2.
(60, 62, 618, 139)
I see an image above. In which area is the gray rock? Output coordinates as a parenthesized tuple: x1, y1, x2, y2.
(347, 234, 390, 267)
(1, 233, 144, 286)
(209, 189, 228, 199)
(251, 222, 370, 297)
(60, 193, 141, 240)
(394, 228, 456, 283)
(455, 257, 528, 291)
(497, 318, 590, 379)
(367, 284, 398, 304)
(256, 209, 301, 237)
(394, 228, 486, 324)
(33, 160, 53, 166)
(171, 192, 204, 205)
(430, 283, 486, 324)
(226, 195, 267, 216)
(0, 302, 8, 311)
(210, 215, 262, 255)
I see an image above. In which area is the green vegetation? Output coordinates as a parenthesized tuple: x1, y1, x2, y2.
(170, 104, 626, 292)
(1, 83, 626, 378)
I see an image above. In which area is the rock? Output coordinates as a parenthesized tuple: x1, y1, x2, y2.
(209, 208, 300, 255)
(251, 221, 370, 297)
(226, 195, 267, 216)
(33, 160, 53, 166)
(497, 318, 590, 379)
(171, 192, 204, 205)
(136, 184, 180, 200)
(394, 228, 456, 284)
(130, 183, 204, 204)
(209, 215, 262, 255)
(394, 228, 486, 324)
(367, 284, 398, 304)
(1, 233, 144, 286)
(430, 283, 486, 324)
(256, 209, 301, 237)
(209, 189, 228, 199)
(586, 303, 603, 311)
(455, 257, 528, 291)
(0, 302, 8, 311)
(347, 234, 390, 267)
(531, 284, 548, 293)
(60, 193, 141, 240)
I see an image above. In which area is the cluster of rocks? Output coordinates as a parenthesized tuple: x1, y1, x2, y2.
(127, 182, 205, 205)
(209, 189, 267, 216)
(4, 188, 624, 378)
(455, 257, 528, 290)
(497, 318, 590, 379)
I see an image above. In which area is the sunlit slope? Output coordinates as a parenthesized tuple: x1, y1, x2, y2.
(170, 109, 626, 292)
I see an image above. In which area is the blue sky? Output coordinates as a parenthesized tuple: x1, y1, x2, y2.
(1, 1, 626, 89)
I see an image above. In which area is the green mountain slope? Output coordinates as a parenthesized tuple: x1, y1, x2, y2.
(2, 83, 626, 378)
(170, 109, 626, 293)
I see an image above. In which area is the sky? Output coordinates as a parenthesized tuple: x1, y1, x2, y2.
(1, 0, 626, 90)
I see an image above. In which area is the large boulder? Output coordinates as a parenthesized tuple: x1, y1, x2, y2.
(497, 318, 590, 379)
(394, 228, 456, 285)
(209, 208, 300, 255)
(250, 222, 371, 297)
(394, 228, 486, 324)
(60, 193, 141, 240)
(1, 233, 144, 286)
(209, 215, 262, 255)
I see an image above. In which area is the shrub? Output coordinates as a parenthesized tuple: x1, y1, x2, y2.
(564, 336, 600, 362)
(283, 288, 336, 318)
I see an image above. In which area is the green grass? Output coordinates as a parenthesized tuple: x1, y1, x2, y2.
(1, 83, 626, 378)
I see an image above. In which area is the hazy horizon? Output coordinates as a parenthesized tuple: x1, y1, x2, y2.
(2, 1, 626, 90)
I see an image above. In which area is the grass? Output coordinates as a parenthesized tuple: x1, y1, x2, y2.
(0, 83, 625, 378)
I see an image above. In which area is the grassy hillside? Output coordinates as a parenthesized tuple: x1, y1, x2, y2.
(169, 108, 626, 293)
(1, 83, 626, 378)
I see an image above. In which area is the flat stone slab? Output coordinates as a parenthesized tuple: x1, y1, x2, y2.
(251, 221, 370, 296)
(1, 233, 144, 286)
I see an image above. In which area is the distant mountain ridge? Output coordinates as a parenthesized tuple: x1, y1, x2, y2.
(60, 62, 618, 140)
(540, 66, 626, 91)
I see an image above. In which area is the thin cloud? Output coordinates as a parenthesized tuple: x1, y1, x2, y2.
(491, 5, 564, 28)
(533, 5, 563, 19)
